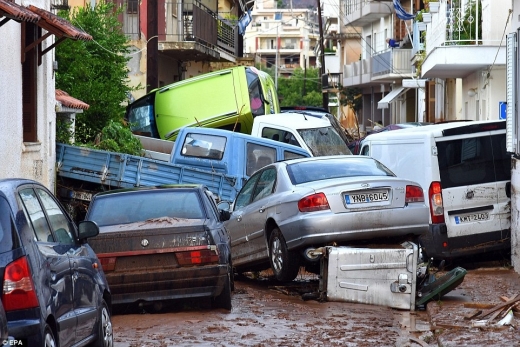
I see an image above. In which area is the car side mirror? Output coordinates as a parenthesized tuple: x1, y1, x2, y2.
(217, 201, 231, 211)
(219, 210, 231, 222)
(78, 220, 100, 240)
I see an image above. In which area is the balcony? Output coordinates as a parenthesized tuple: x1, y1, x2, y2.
(371, 49, 413, 81)
(322, 72, 342, 93)
(342, 58, 372, 87)
(420, 0, 509, 78)
(121, 0, 238, 62)
(344, 0, 393, 26)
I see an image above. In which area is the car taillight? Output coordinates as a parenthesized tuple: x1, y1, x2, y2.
(298, 193, 330, 212)
(405, 185, 424, 203)
(428, 181, 445, 224)
(99, 257, 117, 272)
(175, 247, 220, 266)
(2, 256, 39, 311)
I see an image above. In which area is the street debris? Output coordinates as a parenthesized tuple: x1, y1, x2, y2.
(465, 294, 520, 328)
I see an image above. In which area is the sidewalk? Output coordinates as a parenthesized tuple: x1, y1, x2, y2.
(425, 267, 520, 346)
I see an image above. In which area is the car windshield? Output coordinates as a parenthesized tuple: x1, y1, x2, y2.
(298, 126, 352, 156)
(286, 158, 394, 184)
(88, 190, 205, 227)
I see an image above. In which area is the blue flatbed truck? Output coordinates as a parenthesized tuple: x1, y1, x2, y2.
(56, 127, 311, 220)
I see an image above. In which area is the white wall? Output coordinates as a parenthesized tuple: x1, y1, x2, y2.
(0, 0, 57, 190)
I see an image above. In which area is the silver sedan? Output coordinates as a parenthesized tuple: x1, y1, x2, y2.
(224, 155, 429, 282)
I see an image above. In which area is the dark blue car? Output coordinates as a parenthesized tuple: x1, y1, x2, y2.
(0, 179, 112, 347)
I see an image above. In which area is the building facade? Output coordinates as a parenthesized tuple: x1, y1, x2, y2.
(243, 0, 320, 80)
(418, 0, 510, 122)
(0, 0, 91, 189)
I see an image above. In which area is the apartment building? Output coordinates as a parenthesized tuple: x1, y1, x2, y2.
(418, 0, 510, 122)
(243, 0, 320, 77)
(72, 0, 252, 100)
(339, 0, 418, 134)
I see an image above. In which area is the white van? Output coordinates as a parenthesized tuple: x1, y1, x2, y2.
(359, 120, 511, 260)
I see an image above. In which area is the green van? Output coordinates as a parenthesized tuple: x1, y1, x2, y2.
(125, 66, 280, 141)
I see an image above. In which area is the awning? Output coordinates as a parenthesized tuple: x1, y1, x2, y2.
(377, 87, 409, 109)
(0, 0, 40, 27)
(28, 5, 92, 41)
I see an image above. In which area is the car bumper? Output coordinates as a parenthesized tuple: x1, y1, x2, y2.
(418, 224, 511, 259)
(7, 316, 41, 346)
(106, 264, 229, 304)
(279, 206, 429, 250)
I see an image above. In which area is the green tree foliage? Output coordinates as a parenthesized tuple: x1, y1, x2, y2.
(276, 67, 323, 107)
(56, 1, 136, 145)
(93, 120, 142, 155)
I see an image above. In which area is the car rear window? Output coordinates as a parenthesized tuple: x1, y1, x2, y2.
(87, 190, 206, 227)
(286, 158, 394, 184)
(436, 133, 511, 189)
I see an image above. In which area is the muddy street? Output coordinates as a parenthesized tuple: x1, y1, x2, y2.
(111, 271, 433, 347)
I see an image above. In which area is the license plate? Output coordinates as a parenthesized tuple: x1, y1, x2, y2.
(454, 212, 489, 224)
(70, 190, 92, 201)
(345, 191, 389, 204)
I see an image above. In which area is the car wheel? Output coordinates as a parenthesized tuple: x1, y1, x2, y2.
(268, 228, 300, 282)
(213, 266, 232, 311)
(93, 300, 113, 347)
(44, 325, 56, 347)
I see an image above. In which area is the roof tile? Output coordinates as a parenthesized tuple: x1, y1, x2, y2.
(0, 0, 40, 23)
(56, 89, 90, 110)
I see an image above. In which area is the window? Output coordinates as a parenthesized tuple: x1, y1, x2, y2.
(20, 188, 52, 242)
(234, 173, 260, 209)
(36, 188, 74, 244)
(0, 197, 18, 253)
(252, 168, 276, 202)
(127, 0, 138, 14)
(284, 151, 306, 160)
(88, 190, 206, 227)
(181, 133, 227, 160)
(126, 94, 157, 137)
(246, 143, 276, 176)
(287, 158, 393, 185)
(22, 23, 39, 142)
(437, 134, 511, 189)
(298, 126, 351, 156)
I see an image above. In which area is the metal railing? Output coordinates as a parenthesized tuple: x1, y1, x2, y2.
(426, 0, 506, 54)
(121, 0, 237, 56)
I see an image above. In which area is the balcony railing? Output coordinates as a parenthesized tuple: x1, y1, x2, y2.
(344, 0, 393, 26)
(121, 0, 237, 58)
(425, 0, 507, 55)
(372, 49, 412, 77)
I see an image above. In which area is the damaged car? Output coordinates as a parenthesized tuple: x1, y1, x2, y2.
(223, 156, 429, 282)
(84, 184, 233, 310)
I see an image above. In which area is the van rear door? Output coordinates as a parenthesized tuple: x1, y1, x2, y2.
(435, 128, 511, 248)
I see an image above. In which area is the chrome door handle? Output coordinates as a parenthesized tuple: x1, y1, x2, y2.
(237, 215, 242, 222)
(259, 206, 265, 213)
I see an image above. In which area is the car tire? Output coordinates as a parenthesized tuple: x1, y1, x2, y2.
(213, 265, 232, 311)
(44, 325, 56, 347)
(92, 300, 113, 347)
(268, 228, 300, 282)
